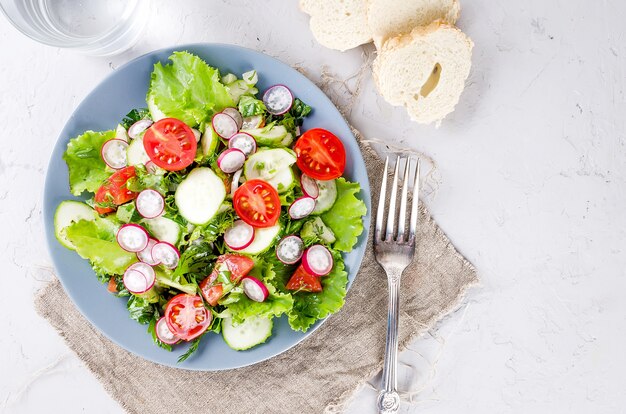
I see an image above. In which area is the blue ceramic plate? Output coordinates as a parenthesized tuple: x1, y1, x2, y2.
(43, 44, 371, 370)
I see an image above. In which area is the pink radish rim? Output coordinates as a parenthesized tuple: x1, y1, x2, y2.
(151, 241, 180, 269)
(241, 276, 269, 302)
(228, 132, 257, 156)
(135, 189, 165, 219)
(128, 119, 153, 139)
(155, 317, 181, 345)
(222, 107, 243, 130)
(263, 84, 294, 115)
(116, 224, 150, 252)
(224, 220, 255, 250)
(217, 148, 246, 173)
(300, 174, 319, 199)
(288, 196, 316, 220)
(136, 238, 159, 265)
(302, 244, 333, 277)
(101, 139, 129, 170)
(212, 112, 238, 139)
(124, 262, 156, 294)
(276, 235, 304, 265)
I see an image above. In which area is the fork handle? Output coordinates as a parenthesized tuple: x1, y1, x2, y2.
(377, 272, 402, 414)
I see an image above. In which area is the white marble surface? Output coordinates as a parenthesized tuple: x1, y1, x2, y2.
(1, 0, 625, 412)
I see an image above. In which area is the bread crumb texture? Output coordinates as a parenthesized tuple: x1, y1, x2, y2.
(299, 0, 371, 51)
(373, 22, 474, 124)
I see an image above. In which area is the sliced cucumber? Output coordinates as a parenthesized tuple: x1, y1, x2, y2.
(127, 138, 150, 166)
(234, 222, 281, 255)
(54, 201, 96, 249)
(280, 132, 294, 147)
(201, 124, 220, 156)
(143, 216, 182, 245)
(244, 148, 296, 190)
(242, 124, 288, 147)
(147, 94, 167, 121)
(301, 216, 336, 244)
(267, 167, 295, 194)
(226, 80, 256, 104)
(312, 179, 337, 214)
(221, 73, 237, 85)
(175, 167, 226, 225)
(222, 316, 273, 351)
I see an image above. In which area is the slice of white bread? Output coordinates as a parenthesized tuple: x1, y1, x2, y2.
(372, 22, 473, 124)
(367, 0, 461, 47)
(299, 0, 371, 52)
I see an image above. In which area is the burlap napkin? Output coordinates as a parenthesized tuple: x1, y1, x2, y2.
(35, 136, 478, 414)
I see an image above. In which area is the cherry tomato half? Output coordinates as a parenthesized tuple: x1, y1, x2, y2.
(143, 118, 197, 171)
(233, 179, 281, 228)
(94, 166, 137, 214)
(286, 264, 322, 293)
(294, 128, 346, 181)
(164, 294, 211, 341)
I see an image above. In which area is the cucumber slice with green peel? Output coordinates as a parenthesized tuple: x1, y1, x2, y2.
(301, 217, 336, 244)
(244, 148, 296, 180)
(201, 124, 220, 156)
(232, 222, 281, 255)
(222, 316, 273, 351)
(267, 167, 296, 194)
(242, 124, 288, 147)
(311, 179, 337, 214)
(175, 167, 226, 225)
(127, 138, 150, 166)
(279, 132, 294, 147)
(54, 201, 97, 249)
(142, 216, 182, 245)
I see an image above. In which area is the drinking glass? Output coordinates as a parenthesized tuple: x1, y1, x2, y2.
(0, 0, 149, 56)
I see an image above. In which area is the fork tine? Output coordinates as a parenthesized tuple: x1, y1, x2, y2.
(397, 158, 410, 241)
(385, 156, 400, 240)
(375, 156, 389, 240)
(409, 160, 420, 241)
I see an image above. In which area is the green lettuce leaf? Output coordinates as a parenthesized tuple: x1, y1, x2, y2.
(288, 257, 348, 332)
(238, 95, 266, 117)
(63, 130, 114, 195)
(220, 259, 294, 324)
(148, 51, 234, 126)
(64, 217, 137, 275)
(321, 178, 367, 252)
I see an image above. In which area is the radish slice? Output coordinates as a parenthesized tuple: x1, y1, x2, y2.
(288, 196, 316, 220)
(101, 139, 129, 170)
(263, 85, 293, 115)
(151, 242, 180, 269)
(128, 119, 153, 139)
(241, 276, 269, 302)
(224, 220, 255, 250)
(230, 169, 243, 196)
(137, 238, 159, 265)
(302, 244, 334, 276)
(191, 128, 202, 142)
(222, 107, 243, 130)
(241, 115, 264, 130)
(123, 262, 155, 294)
(145, 161, 161, 175)
(117, 224, 149, 252)
(135, 189, 164, 219)
(115, 124, 129, 142)
(217, 148, 246, 174)
(156, 316, 180, 344)
(300, 174, 319, 199)
(212, 112, 238, 139)
(228, 132, 257, 156)
(276, 235, 304, 265)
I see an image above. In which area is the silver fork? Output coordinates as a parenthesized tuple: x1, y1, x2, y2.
(374, 156, 420, 414)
